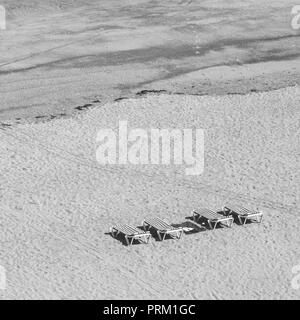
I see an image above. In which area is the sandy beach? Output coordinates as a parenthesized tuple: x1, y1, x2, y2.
(0, 0, 300, 300)
(1, 87, 299, 299)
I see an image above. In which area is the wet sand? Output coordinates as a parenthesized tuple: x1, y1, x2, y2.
(0, 0, 299, 122)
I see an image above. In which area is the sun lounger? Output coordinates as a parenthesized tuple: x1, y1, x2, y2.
(142, 217, 183, 241)
(192, 208, 234, 229)
(222, 203, 263, 225)
(110, 224, 151, 245)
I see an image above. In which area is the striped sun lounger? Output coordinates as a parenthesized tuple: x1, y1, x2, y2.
(222, 203, 263, 225)
(192, 208, 234, 230)
(110, 224, 151, 245)
(142, 217, 183, 241)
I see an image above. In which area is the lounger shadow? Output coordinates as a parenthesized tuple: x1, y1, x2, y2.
(173, 220, 205, 234)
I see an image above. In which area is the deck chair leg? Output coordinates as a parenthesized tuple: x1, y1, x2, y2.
(145, 221, 151, 231)
(142, 221, 147, 231)
(193, 212, 198, 222)
(157, 231, 162, 241)
(207, 220, 213, 229)
(243, 217, 248, 225)
(110, 228, 115, 237)
(213, 221, 218, 230)
(125, 235, 130, 246)
(142, 235, 146, 243)
(140, 236, 144, 244)
(255, 215, 262, 223)
(229, 219, 234, 227)
(178, 230, 183, 239)
(259, 215, 263, 223)
(237, 216, 243, 225)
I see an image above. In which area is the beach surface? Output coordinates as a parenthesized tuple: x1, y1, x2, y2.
(0, 0, 300, 300)
(0, 87, 299, 299)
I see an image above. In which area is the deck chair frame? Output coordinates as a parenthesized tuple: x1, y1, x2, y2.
(192, 209, 234, 230)
(223, 204, 263, 225)
(110, 225, 151, 245)
(142, 217, 183, 241)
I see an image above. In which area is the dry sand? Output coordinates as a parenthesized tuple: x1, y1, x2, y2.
(0, 86, 299, 299)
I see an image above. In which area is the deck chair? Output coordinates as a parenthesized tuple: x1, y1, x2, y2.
(192, 208, 234, 230)
(142, 217, 183, 241)
(222, 203, 263, 225)
(110, 224, 151, 245)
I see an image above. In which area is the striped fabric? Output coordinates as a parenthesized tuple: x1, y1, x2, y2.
(193, 208, 223, 221)
(225, 204, 260, 216)
(144, 217, 173, 231)
(113, 224, 144, 236)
